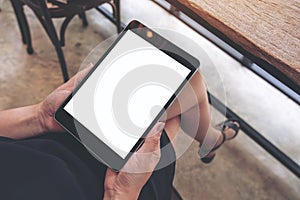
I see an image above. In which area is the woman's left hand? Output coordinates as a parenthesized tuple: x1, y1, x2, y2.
(38, 65, 92, 133)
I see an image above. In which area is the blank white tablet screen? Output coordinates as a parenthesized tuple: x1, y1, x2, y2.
(64, 30, 191, 158)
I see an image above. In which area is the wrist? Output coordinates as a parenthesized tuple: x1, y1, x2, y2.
(36, 102, 47, 134)
(29, 103, 46, 137)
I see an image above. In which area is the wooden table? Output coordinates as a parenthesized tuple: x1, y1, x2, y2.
(157, 0, 300, 178)
(165, 0, 300, 94)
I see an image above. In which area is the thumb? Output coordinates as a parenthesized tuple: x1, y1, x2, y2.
(121, 122, 165, 173)
(104, 168, 118, 191)
(138, 122, 165, 154)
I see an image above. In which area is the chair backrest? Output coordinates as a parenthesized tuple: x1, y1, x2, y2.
(22, 0, 111, 18)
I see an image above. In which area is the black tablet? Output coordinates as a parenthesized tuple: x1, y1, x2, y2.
(55, 20, 199, 171)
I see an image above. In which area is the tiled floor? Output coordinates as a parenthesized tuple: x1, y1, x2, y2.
(1, 0, 300, 199)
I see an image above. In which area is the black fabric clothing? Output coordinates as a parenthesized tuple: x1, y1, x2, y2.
(0, 130, 175, 200)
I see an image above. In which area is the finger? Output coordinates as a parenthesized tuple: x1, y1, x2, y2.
(148, 122, 165, 137)
(137, 122, 164, 154)
(53, 90, 72, 107)
(120, 123, 164, 173)
(54, 63, 93, 92)
(104, 168, 118, 191)
(74, 63, 94, 83)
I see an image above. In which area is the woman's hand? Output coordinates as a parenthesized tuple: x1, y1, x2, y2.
(38, 65, 92, 133)
(0, 65, 92, 139)
(104, 122, 165, 200)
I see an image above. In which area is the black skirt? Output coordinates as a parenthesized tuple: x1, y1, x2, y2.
(0, 130, 175, 200)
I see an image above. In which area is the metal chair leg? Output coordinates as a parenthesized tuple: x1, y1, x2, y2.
(37, 1, 69, 82)
(78, 12, 88, 27)
(113, 0, 121, 33)
(22, 9, 34, 54)
(10, 0, 33, 54)
(10, 0, 26, 44)
(38, 18, 69, 81)
(54, 45, 69, 82)
(60, 15, 75, 46)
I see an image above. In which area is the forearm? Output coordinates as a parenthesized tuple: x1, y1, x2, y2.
(0, 104, 44, 139)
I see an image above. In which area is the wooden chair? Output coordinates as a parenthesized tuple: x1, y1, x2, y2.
(10, 0, 121, 82)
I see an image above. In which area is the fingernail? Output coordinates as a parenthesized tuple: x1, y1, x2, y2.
(155, 122, 165, 133)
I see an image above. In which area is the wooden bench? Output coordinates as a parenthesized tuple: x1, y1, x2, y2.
(164, 0, 300, 94)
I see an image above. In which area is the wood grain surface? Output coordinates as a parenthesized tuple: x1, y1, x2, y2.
(175, 0, 300, 87)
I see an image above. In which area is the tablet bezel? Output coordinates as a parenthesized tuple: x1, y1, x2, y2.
(55, 20, 200, 171)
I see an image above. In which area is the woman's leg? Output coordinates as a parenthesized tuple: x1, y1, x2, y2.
(165, 70, 214, 145)
(164, 69, 240, 160)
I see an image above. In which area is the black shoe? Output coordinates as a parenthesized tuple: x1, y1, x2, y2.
(199, 118, 240, 164)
